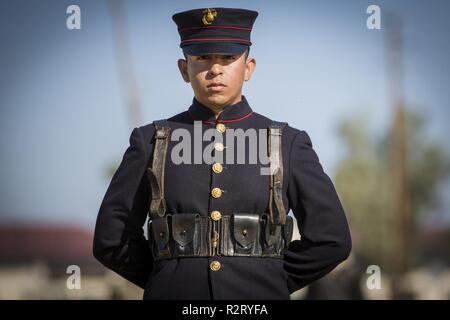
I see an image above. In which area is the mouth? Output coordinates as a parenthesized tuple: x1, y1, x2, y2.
(207, 82, 226, 88)
(207, 82, 226, 92)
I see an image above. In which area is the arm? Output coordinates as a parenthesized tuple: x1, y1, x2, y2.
(284, 130, 352, 293)
(93, 127, 153, 289)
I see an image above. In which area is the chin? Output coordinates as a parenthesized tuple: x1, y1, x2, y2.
(205, 94, 228, 106)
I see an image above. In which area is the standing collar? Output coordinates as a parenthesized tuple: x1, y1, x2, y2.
(188, 95, 254, 124)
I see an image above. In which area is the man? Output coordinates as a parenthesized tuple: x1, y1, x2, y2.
(93, 7, 351, 300)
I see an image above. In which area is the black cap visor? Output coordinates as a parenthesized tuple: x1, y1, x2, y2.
(182, 42, 248, 56)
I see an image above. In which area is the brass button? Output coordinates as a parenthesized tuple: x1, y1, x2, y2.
(211, 187, 222, 199)
(210, 260, 221, 272)
(214, 142, 225, 152)
(216, 123, 226, 134)
(212, 163, 223, 174)
(210, 210, 222, 221)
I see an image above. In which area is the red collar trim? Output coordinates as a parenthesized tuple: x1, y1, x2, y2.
(189, 111, 254, 124)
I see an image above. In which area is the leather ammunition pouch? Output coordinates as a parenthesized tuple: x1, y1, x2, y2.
(148, 213, 293, 260)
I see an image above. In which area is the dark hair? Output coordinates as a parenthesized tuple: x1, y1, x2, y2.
(183, 47, 250, 61)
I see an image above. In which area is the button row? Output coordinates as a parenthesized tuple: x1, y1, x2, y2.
(211, 123, 226, 268)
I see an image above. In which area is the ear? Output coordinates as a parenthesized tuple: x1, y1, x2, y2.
(244, 57, 256, 82)
(177, 58, 190, 83)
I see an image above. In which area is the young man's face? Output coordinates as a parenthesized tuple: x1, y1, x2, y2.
(178, 50, 256, 113)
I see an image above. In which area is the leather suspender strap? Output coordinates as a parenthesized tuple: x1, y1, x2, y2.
(148, 119, 171, 219)
(268, 121, 288, 225)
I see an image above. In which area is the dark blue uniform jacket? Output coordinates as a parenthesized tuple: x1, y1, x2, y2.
(93, 96, 351, 299)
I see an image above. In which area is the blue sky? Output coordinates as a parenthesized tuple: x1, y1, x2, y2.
(1, 0, 449, 228)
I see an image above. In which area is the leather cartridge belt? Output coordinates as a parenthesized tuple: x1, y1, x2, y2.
(148, 213, 294, 261)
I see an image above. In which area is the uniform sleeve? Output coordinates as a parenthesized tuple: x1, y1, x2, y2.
(93, 127, 153, 289)
(284, 130, 352, 293)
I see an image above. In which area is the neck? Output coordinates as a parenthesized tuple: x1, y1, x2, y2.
(214, 110, 223, 120)
(196, 94, 243, 119)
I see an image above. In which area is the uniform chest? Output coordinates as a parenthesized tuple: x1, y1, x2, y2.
(162, 124, 271, 216)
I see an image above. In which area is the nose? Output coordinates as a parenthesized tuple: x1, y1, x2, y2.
(208, 61, 223, 76)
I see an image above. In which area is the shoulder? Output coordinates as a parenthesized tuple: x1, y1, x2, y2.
(136, 123, 156, 142)
(136, 110, 191, 138)
(287, 127, 319, 162)
(288, 127, 313, 148)
(253, 112, 312, 147)
(255, 112, 317, 163)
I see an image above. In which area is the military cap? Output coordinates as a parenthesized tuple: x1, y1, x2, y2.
(172, 7, 258, 55)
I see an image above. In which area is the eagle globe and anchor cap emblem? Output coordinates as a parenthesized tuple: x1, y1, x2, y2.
(202, 8, 217, 25)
